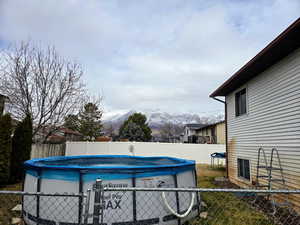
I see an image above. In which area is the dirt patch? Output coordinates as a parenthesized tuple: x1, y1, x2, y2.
(245, 196, 300, 225)
(213, 177, 240, 189)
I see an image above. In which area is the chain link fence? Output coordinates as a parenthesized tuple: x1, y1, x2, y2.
(1, 184, 300, 225)
(0, 191, 86, 225)
(101, 185, 300, 225)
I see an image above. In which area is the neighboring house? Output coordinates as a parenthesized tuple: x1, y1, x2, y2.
(210, 18, 300, 206)
(34, 127, 83, 144)
(182, 123, 207, 143)
(95, 136, 112, 142)
(0, 94, 9, 115)
(46, 134, 66, 144)
(0, 94, 18, 127)
(162, 135, 181, 143)
(58, 128, 83, 142)
(196, 121, 225, 144)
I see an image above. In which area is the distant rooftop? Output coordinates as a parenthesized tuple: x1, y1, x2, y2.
(196, 120, 225, 131)
(185, 123, 207, 129)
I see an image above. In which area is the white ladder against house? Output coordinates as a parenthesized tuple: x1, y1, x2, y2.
(256, 147, 289, 213)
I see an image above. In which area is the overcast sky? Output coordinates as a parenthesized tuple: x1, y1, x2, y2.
(0, 0, 299, 116)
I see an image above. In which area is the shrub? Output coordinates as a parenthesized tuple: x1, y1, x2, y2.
(0, 114, 12, 184)
(10, 114, 32, 182)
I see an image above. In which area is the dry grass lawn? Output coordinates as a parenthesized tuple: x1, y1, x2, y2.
(189, 164, 274, 225)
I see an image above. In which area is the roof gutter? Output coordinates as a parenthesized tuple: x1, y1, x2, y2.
(211, 97, 225, 104)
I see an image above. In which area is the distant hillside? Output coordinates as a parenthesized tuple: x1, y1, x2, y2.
(102, 109, 224, 135)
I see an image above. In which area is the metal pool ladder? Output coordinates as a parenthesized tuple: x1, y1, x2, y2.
(255, 147, 289, 213)
(256, 147, 286, 190)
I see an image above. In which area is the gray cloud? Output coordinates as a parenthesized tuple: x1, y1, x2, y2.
(0, 0, 299, 115)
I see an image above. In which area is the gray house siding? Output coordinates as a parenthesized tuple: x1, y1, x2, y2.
(226, 48, 300, 206)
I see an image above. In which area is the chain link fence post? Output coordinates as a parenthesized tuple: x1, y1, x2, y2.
(100, 186, 105, 225)
(93, 179, 103, 225)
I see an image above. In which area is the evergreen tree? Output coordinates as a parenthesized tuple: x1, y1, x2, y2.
(119, 113, 152, 142)
(10, 114, 32, 182)
(23, 114, 33, 162)
(64, 114, 80, 131)
(0, 114, 12, 184)
(78, 103, 102, 141)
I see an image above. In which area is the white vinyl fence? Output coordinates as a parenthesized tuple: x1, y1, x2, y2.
(66, 142, 225, 164)
(31, 144, 65, 159)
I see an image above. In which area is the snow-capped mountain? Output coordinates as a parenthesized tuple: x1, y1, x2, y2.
(102, 109, 224, 131)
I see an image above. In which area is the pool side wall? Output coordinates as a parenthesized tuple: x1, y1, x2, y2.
(23, 156, 198, 225)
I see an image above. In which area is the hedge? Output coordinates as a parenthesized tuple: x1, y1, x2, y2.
(0, 114, 12, 184)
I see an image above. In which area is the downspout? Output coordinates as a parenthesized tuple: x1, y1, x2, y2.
(211, 97, 229, 178)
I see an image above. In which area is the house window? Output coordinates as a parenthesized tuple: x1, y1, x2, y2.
(237, 158, 250, 180)
(235, 88, 247, 116)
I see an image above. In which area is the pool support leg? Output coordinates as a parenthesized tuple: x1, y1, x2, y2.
(193, 169, 201, 215)
(78, 171, 83, 224)
(173, 174, 181, 225)
(83, 189, 91, 225)
(36, 169, 41, 225)
(132, 177, 137, 222)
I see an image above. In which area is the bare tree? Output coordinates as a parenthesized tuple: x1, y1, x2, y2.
(160, 122, 173, 142)
(160, 122, 184, 142)
(0, 41, 86, 142)
(103, 123, 115, 137)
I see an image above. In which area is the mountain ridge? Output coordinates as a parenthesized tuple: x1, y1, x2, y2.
(102, 110, 224, 133)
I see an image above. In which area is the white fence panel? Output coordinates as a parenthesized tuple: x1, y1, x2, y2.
(65, 142, 225, 164)
(31, 144, 65, 159)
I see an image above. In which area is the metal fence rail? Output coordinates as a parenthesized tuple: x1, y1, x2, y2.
(103, 187, 300, 193)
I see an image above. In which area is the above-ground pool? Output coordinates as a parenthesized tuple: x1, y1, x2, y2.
(23, 155, 199, 225)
